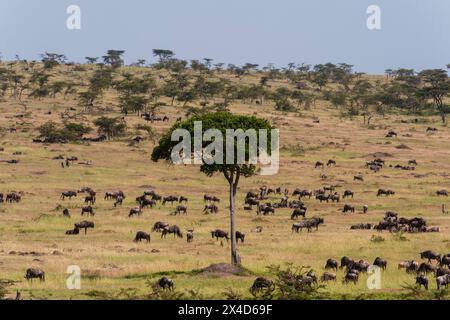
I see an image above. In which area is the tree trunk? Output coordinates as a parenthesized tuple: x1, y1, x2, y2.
(229, 181, 238, 265)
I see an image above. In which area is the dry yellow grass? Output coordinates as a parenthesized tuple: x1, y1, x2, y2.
(0, 64, 449, 300)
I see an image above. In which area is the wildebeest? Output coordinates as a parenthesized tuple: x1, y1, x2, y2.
(134, 231, 151, 243)
(440, 256, 450, 268)
(105, 191, 125, 200)
(129, 207, 142, 217)
(257, 204, 275, 215)
(315, 161, 324, 169)
(325, 259, 339, 271)
(162, 225, 183, 239)
(420, 250, 441, 263)
(140, 198, 156, 209)
(327, 159, 336, 167)
(153, 221, 169, 232)
(363, 205, 369, 214)
(204, 194, 220, 203)
(329, 193, 340, 203)
(204, 204, 219, 214)
(74, 221, 95, 234)
(342, 204, 355, 213)
(408, 160, 418, 166)
(236, 231, 245, 243)
(377, 189, 395, 197)
(350, 223, 372, 230)
(84, 195, 96, 205)
(179, 196, 188, 203)
(426, 127, 438, 132)
(436, 190, 448, 197)
(291, 208, 306, 220)
(162, 196, 179, 205)
(343, 190, 354, 199)
(81, 206, 94, 216)
(373, 257, 387, 270)
(417, 262, 436, 274)
(114, 195, 124, 207)
(186, 230, 194, 243)
(211, 229, 229, 241)
(25, 268, 45, 282)
(340, 256, 355, 269)
(61, 191, 77, 200)
(174, 205, 187, 215)
(250, 277, 274, 295)
(354, 175, 364, 182)
(416, 274, 428, 290)
(66, 227, 80, 235)
(343, 272, 359, 284)
(315, 194, 330, 203)
(63, 208, 70, 218)
(292, 217, 324, 233)
(321, 272, 337, 282)
(436, 274, 450, 290)
(157, 277, 174, 290)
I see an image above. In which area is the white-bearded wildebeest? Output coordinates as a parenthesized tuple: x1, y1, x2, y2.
(74, 221, 95, 235)
(420, 250, 441, 263)
(373, 257, 387, 270)
(236, 231, 245, 243)
(186, 230, 194, 243)
(291, 208, 306, 220)
(25, 268, 45, 282)
(204, 204, 219, 214)
(174, 205, 187, 215)
(436, 274, 450, 290)
(157, 277, 174, 291)
(343, 190, 354, 199)
(153, 221, 169, 232)
(342, 204, 355, 213)
(161, 225, 183, 239)
(61, 191, 77, 200)
(325, 259, 339, 271)
(416, 274, 429, 290)
(211, 229, 229, 241)
(134, 231, 151, 243)
(81, 206, 94, 216)
(377, 189, 395, 197)
(84, 195, 96, 205)
(250, 277, 275, 296)
(129, 207, 142, 218)
(436, 190, 448, 197)
(162, 196, 178, 205)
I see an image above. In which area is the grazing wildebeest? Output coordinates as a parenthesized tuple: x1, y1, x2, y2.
(211, 229, 229, 241)
(354, 175, 364, 182)
(417, 262, 436, 274)
(74, 221, 95, 235)
(373, 257, 387, 270)
(204, 204, 219, 214)
(321, 272, 337, 282)
(436, 190, 448, 197)
(257, 204, 275, 215)
(386, 130, 397, 138)
(236, 231, 245, 243)
(291, 208, 306, 220)
(0, 193, 3, 203)
(340, 256, 355, 269)
(350, 223, 372, 230)
(440, 256, 450, 268)
(416, 274, 428, 290)
(66, 227, 80, 235)
(162, 196, 179, 205)
(315, 161, 324, 169)
(174, 205, 187, 215)
(245, 197, 260, 207)
(134, 231, 151, 243)
(343, 190, 354, 199)
(327, 159, 336, 167)
(25, 268, 45, 282)
(377, 189, 395, 197)
(420, 250, 441, 263)
(330, 193, 340, 203)
(153, 221, 169, 232)
(162, 225, 183, 239)
(63, 208, 70, 218)
(152, 194, 162, 202)
(344, 272, 359, 284)
(186, 230, 194, 243)
(325, 259, 339, 271)
(141, 198, 156, 209)
(179, 196, 188, 203)
(315, 194, 330, 203)
(84, 195, 96, 205)
(426, 127, 438, 133)
(81, 206, 94, 217)
(157, 277, 174, 290)
(61, 191, 77, 200)
(363, 205, 369, 214)
(436, 267, 450, 278)
(342, 204, 355, 213)
(250, 277, 274, 295)
(436, 274, 450, 290)
(114, 196, 124, 207)
(105, 191, 125, 200)
(129, 207, 142, 217)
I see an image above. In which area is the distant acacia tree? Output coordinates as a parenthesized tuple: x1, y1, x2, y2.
(85, 57, 99, 64)
(40, 52, 67, 69)
(102, 50, 125, 69)
(418, 69, 450, 123)
(93, 117, 127, 139)
(152, 112, 274, 265)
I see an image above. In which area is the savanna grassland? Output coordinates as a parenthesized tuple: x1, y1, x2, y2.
(0, 59, 449, 300)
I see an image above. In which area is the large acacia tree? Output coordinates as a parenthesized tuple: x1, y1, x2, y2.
(151, 112, 274, 265)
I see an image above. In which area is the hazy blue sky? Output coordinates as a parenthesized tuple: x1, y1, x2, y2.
(0, 0, 449, 74)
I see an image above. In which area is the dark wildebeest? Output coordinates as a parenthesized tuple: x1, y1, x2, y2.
(420, 250, 441, 263)
(416, 274, 428, 290)
(61, 191, 77, 200)
(436, 190, 448, 197)
(373, 257, 387, 270)
(436, 274, 450, 290)
(211, 229, 229, 241)
(114, 196, 124, 207)
(426, 127, 438, 132)
(174, 205, 187, 215)
(81, 206, 94, 217)
(354, 175, 364, 182)
(440, 256, 450, 268)
(25, 268, 45, 282)
(258, 204, 275, 215)
(250, 277, 274, 295)
(408, 160, 418, 166)
(291, 208, 306, 220)
(134, 231, 151, 243)
(315, 161, 324, 169)
(417, 262, 436, 274)
(157, 277, 174, 291)
(377, 189, 395, 197)
(63, 208, 70, 218)
(330, 193, 340, 203)
(141, 198, 156, 209)
(327, 159, 336, 167)
(129, 207, 142, 217)
(204, 204, 219, 214)
(363, 205, 369, 214)
(84, 195, 96, 205)
(74, 221, 94, 235)
(321, 272, 337, 282)
(316, 194, 330, 203)
(325, 259, 339, 271)
(236, 231, 245, 243)
(343, 272, 359, 284)
(162, 225, 183, 239)
(186, 230, 194, 243)
(343, 190, 354, 199)
(153, 221, 169, 232)
(340, 256, 355, 269)
(162, 196, 179, 205)
(179, 196, 188, 203)
(342, 204, 355, 213)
